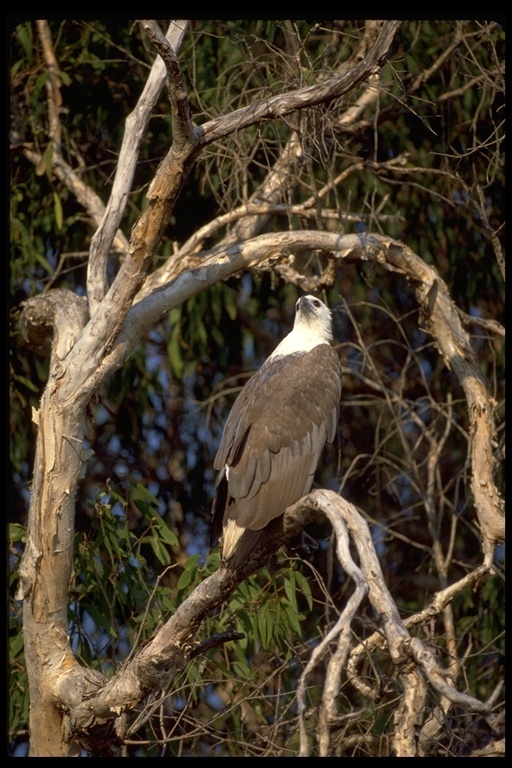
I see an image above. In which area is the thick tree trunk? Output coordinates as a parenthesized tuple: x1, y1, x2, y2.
(18, 291, 90, 756)
(20, 398, 86, 755)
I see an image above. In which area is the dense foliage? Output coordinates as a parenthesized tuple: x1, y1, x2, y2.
(10, 19, 504, 756)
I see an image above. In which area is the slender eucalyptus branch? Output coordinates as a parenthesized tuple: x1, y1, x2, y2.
(26, 22, 125, 246)
(87, 20, 189, 311)
(198, 21, 401, 146)
(140, 20, 195, 148)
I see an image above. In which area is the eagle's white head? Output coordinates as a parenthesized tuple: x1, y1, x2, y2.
(270, 295, 334, 358)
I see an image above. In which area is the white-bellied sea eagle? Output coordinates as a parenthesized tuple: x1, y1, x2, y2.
(211, 294, 342, 569)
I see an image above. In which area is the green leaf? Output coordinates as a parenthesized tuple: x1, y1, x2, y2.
(155, 523, 179, 548)
(101, 484, 127, 508)
(224, 286, 238, 320)
(177, 555, 200, 590)
(34, 72, 50, 95)
(15, 22, 33, 63)
(293, 569, 313, 612)
(284, 602, 302, 637)
(12, 373, 39, 393)
(10, 629, 24, 658)
(283, 573, 298, 615)
(9, 523, 26, 544)
(257, 602, 272, 648)
(176, 569, 192, 590)
(232, 657, 252, 680)
(131, 483, 160, 507)
(234, 609, 252, 640)
(167, 328, 184, 379)
(146, 533, 171, 566)
(53, 191, 63, 230)
(59, 69, 72, 86)
(34, 251, 55, 275)
(11, 59, 24, 77)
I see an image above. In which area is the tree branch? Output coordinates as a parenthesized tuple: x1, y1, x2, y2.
(29, 22, 129, 259)
(197, 21, 401, 146)
(26, 21, 401, 410)
(87, 20, 189, 311)
(73, 228, 507, 567)
(140, 20, 195, 148)
(65, 492, 320, 740)
(19, 289, 89, 363)
(17, 288, 92, 756)
(48, 486, 498, 754)
(297, 491, 497, 756)
(296, 493, 368, 757)
(21, 228, 503, 566)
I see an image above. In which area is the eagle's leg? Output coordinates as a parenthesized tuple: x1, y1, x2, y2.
(288, 530, 319, 562)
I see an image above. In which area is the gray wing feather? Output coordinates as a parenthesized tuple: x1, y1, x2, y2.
(214, 344, 342, 540)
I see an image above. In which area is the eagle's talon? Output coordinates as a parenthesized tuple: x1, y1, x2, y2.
(288, 530, 319, 561)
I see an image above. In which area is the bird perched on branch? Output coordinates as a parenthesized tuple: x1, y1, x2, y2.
(211, 294, 342, 569)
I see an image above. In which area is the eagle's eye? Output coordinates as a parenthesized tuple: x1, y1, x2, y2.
(312, 299, 321, 308)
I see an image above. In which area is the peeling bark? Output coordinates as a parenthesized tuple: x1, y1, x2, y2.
(18, 290, 90, 756)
